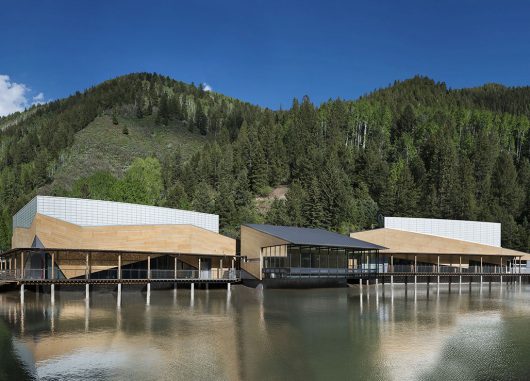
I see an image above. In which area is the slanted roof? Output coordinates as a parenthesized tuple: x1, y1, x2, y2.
(244, 224, 385, 250)
(351, 228, 528, 257)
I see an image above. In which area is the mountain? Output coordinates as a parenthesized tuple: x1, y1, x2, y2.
(0, 73, 529, 252)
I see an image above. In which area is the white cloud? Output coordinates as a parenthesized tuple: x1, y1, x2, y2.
(203, 83, 213, 92)
(0, 75, 46, 117)
(32, 92, 45, 105)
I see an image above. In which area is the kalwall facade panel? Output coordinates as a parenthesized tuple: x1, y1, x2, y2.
(13, 196, 219, 233)
(384, 217, 501, 247)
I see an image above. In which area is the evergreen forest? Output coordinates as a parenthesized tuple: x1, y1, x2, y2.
(1, 73, 529, 252)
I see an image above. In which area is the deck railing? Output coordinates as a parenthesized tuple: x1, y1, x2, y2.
(7, 268, 240, 281)
(387, 265, 525, 274)
(0, 270, 17, 280)
(262, 265, 528, 279)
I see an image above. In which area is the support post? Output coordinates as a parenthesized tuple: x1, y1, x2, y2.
(117, 283, 122, 307)
(51, 284, 55, 304)
(198, 258, 201, 279)
(21, 251, 24, 279)
(459, 256, 462, 286)
(20, 284, 24, 303)
(437, 255, 440, 284)
(390, 255, 394, 273)
(220, 258, 223, 280)
(359, 278, 362, 291)
(85, 283, 89, 300)
(88, 252, 91, 279)
(414, 255, 417, 285)
(174, 256, 177, 280)
(51, 252, 55, 280)
(227, 282, 231, 292)
(85, 252, 90, 280)
(147, 255, 151, 280)
(118, 254, 122, 280)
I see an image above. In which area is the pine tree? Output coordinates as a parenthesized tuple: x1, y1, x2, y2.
(285, 181, 306, 226)
(136, 95, 144, 119)
(156, 93, 170, 125)
(166, 181, 189, 209)
(112, 110, 119, 125)
(266, 198, 290, 225)
(304, 177, 325, 228)
(196, 102, 208, 135)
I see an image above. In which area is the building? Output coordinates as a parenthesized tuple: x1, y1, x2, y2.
(1, 196, 237, 282)
(351, 217, 528, 273)
(240, 224, 384, 287)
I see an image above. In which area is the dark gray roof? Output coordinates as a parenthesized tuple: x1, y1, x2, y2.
(244, 224, 385, 250)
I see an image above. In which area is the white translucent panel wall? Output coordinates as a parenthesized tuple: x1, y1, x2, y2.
(384, 217, 501, 247)
(12, 197, 38, 228)
(18, 196, 219, 233)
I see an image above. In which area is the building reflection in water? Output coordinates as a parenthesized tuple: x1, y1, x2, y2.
(1, 284, 530, 380)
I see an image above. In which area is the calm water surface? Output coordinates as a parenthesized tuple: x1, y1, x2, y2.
(1, 283, 530, 381)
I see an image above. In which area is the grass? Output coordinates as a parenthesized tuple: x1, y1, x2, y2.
(51, 114, 206, 190)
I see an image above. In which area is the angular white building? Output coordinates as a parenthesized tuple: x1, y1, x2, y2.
(13, 196, 219, 233)
(384, 217, 501, 247)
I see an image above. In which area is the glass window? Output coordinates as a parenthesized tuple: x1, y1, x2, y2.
(301, 246, 311, 268)
(311, 247, 320, 269)
(288, 246, 301, 268)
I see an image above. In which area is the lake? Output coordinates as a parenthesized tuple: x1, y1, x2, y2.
(1, 283, 530, 380)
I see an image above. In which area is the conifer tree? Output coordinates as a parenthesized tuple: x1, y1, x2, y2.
(304, 177, 325, 228)
(196, 102, 208, 135)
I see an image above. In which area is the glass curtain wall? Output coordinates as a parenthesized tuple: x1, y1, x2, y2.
(262, 245, 379, 279)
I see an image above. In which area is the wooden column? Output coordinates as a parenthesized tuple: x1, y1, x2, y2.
(21, 251, 25, 279)
(85, 252, 90, 280)
(118, 253, 122, 280)
(51, 252, 55, 280)
(147, 255, 151, 280)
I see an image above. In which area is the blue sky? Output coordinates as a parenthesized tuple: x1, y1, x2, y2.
(1, 0, 530, 114)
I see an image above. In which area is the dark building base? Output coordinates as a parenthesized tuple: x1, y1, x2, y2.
(260, 278, 349, 289)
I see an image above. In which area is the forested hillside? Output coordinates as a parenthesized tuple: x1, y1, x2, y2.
(1, 74, 529, 252)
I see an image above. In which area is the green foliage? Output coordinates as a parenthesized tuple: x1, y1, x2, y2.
(70, 157, 163, 206)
